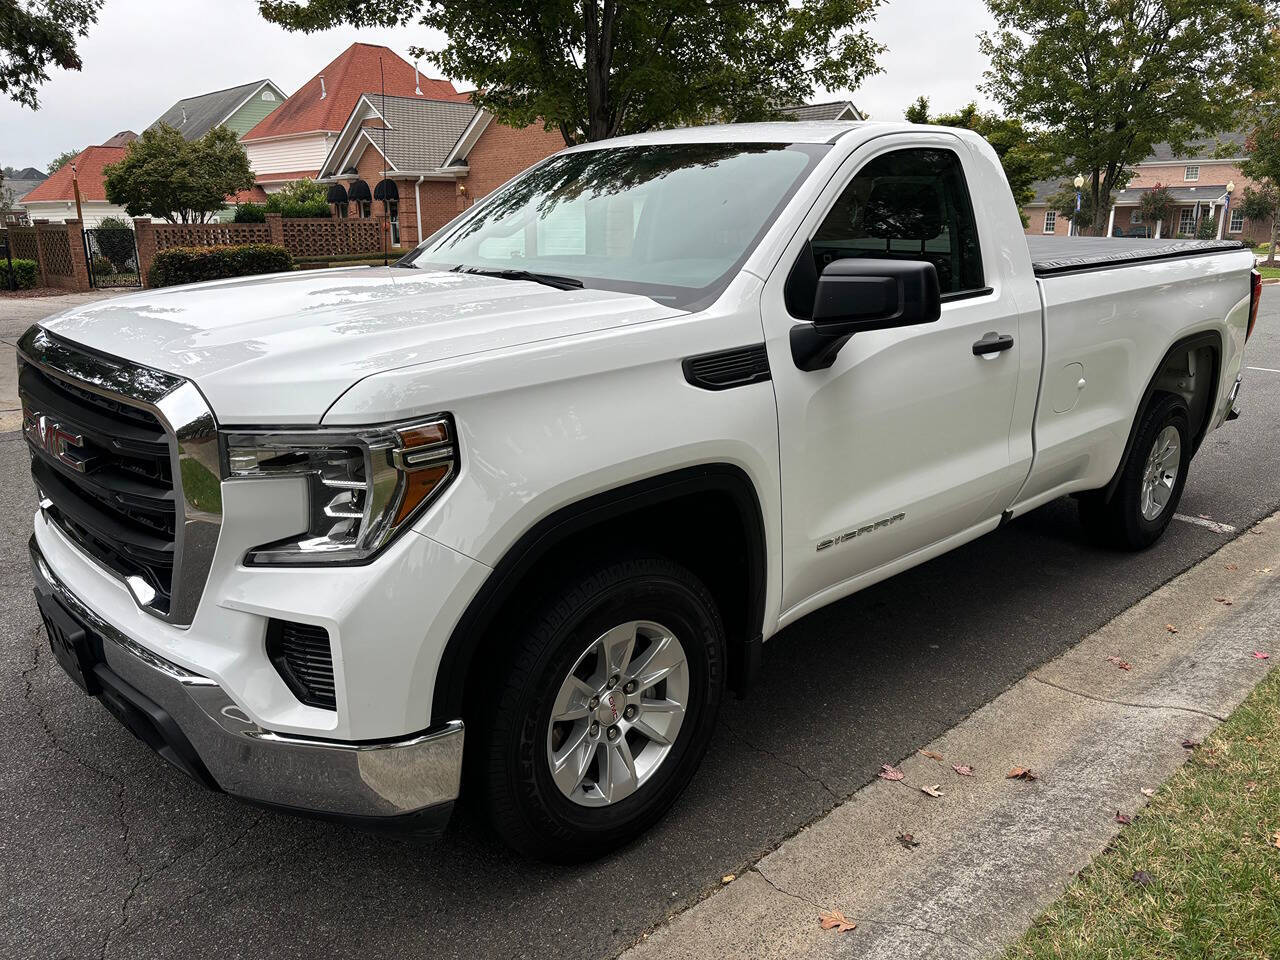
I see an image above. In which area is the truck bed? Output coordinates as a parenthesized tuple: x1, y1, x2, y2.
(1026, 236, 1246, 277)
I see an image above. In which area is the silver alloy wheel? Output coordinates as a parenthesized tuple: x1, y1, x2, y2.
(546, 620, 690, 807)
(1140, 424, 1181, 521)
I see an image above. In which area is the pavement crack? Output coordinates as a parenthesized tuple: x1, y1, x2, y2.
(724, 723, 842, 801)
(1031, 675, 1228, 722)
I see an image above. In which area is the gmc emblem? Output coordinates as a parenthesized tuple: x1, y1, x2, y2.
(22, 403, 94, 473)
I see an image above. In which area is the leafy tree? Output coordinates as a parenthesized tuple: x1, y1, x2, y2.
(1241, 184, 1279, 264)
(48, 149, 79, 174)
(1, 0, 103, 108)
(1242, 104, 1280, 264)
(1138, 184, 1176, 235)
(104, 125, 254, 223)
(981, 0, 1278, 235)
(258, 0, 886, 145)
(1047, 180, 1105, 234)
(904, 95, 1053, 223)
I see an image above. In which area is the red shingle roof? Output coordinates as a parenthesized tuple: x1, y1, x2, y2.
(21, 145, 128, 203)
(242, 43, 467, 141)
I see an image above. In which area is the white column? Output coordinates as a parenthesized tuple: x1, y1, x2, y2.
(1155, 218, 1163, 239)
(1106, 205, 1117, 237)
(1217, 201, 1228, 239)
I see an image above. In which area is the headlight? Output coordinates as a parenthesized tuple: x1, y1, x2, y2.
(223, 417, 456, 564)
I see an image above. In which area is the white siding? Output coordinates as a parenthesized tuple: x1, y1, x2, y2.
(245, 134, 335, 175)
(23, 201, 134, 227)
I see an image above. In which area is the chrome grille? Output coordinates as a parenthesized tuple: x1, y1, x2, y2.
(18, 326, 221, 626)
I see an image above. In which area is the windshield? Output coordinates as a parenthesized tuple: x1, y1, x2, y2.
(408, 142, 828, 309)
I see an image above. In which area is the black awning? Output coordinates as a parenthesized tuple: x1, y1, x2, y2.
(373, 179, 399, 201)
(326, 183, 349, 204)
(348, 179, 372, 202)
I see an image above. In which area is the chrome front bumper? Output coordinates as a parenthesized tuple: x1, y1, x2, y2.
(30, 536, 464, 830)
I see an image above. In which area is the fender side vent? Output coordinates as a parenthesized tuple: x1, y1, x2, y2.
(266, 619, 337, 710)
(683, 344, 771, 391)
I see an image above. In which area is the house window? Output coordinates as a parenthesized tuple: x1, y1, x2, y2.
(1130, 209, 1142, 224)
(1230, 209, 1245, 233)
(1184, 165, 1200, 182)
(1043, 210, 1057, 234)
(360, 200, 372, 219)
(1178, 208, 1195, 235)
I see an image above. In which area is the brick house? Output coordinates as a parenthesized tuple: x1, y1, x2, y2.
(1022, 132, 1265, 241)
(240, 43, 469, 193)
(315, 93, 563, 248)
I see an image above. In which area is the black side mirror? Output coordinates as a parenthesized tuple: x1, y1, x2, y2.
(790, 258, 942, 371)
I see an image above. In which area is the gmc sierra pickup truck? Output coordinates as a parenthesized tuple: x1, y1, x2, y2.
(22, 122, 1259, 861)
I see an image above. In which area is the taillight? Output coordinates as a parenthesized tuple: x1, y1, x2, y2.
(1248, 269, 1262, 341)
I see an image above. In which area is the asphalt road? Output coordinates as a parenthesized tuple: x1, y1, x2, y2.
(3, 291, 1280, 960)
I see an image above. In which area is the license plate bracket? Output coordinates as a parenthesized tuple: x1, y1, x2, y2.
(34, 589, 102, 694)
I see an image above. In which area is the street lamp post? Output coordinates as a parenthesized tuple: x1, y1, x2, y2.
(1072, 175, 1085, 237)
(1221, 180, 1236, 240)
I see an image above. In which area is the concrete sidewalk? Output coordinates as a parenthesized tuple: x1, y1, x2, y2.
(620, 516, 1280, 960)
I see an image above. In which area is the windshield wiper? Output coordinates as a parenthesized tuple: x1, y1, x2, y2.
(452, 265, 584, 290)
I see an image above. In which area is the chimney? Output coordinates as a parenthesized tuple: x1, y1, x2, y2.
(414, 60, 423, 96)
(181, 105, 187, 125)
(319, 75, 327, 99)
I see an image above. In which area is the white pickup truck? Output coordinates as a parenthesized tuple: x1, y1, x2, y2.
(22, 122, 1259, 860)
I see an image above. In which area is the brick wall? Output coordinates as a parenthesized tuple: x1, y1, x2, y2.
(4, 220, 91, 291)
(1024, 206, 1072, 237)
(1126, 160, 1262, 241)
(464, 119, 564, 201)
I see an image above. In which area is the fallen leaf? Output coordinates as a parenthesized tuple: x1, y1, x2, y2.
(1272, 831, 1280, 850)
(1226, 563, 1239, 571)
(1007, 767, 1040, 781)
(1132, 869, 1154, 887)
(920, 784, 944, 798)
(721, 874, 735, 884)
(818, 909, 857, 933)
(1214, 596, 1234, 606)
(897, 831, 920, 848)
(1254, 652, 1271, 660)
(1199, 513, 1211, 519)
(1166, 624, 1179, 634)
(919, 749, 945, 762)
(1182, 739, 1200, 750)
(1141, 787, 1155, 797)
(1115, 811, 1132, 825)
(878, 764, 904, 782)
(953, 764, 975, 777)
(1263, 567, 1274, 574)
(1106, 656, 1133, 671)
(1251, 527, 1265, 535)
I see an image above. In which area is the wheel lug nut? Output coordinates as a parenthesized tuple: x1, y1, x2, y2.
(624, 705, 637, 720)
(589, 722, 600, 737)
(589, 696, 599, 709)
(623, 680, 637, 694)
(607, 725, 620, 741)
(607, 675, 619, 689)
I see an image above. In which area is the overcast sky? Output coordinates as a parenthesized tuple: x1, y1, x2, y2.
(1, 0, 997, 172)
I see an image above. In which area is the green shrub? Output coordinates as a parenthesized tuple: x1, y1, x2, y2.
(7, 258, 39, 289)
(234, 203, 266, 223)
(265, 179, 331, 219)
(147, 243, 292, 288)
(1195, 215, 1219, 240)
(90, 254, 115, 276)
(94, 216, 137, 271)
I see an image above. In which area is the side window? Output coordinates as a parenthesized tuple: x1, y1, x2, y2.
(809, 147, 984, 296)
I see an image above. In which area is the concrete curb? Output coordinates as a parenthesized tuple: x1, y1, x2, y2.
(618, 514, 1280, 960)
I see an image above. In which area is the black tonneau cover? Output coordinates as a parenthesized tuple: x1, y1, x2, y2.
(1027, 236, 1246, 277)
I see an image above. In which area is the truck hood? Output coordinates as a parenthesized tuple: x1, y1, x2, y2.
(40, 266, 683, 424)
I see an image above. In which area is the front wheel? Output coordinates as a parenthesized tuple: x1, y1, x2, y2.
(475, 556, 725, 861)
(1079, 393, 1192, 549)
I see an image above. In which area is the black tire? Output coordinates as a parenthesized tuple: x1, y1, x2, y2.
(1079, 392, 1192, 550)
(474, 555, 725, 862)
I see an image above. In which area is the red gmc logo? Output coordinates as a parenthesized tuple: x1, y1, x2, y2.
(606, 693, 619, 722)
(22, 403, 92, 473)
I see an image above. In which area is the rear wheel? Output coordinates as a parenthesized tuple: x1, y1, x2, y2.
(474, 556, 725, 861)
(1079, 393, 1191, 549)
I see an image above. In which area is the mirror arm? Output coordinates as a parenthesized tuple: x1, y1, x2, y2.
(790, 322, 855, 372)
